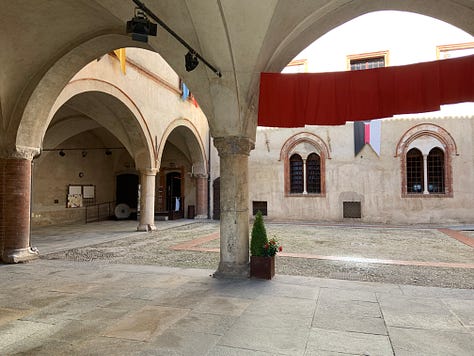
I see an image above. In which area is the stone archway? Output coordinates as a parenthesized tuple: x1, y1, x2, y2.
(32, 81, 156, 227)
(157, 119, 209, 219)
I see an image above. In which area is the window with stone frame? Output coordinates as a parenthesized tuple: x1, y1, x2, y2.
(405, 144, 447, 195)
(280, 132, 330, 197)
(347, 50, 389, 71)
(396, 124, 455, 198)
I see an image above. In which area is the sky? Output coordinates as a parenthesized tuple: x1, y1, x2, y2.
(291, 10, 474, 73)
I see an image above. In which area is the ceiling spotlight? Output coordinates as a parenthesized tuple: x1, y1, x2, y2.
(105, 149, 112, 156)
(59, 150, 65, 157)
(82, 151, 88, 158)
(126, 8, 157, 43)
(185, 51, 199, 72)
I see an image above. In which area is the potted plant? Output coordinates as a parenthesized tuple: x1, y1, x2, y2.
(250, 211, 282, 279)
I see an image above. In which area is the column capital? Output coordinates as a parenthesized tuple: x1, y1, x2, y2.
(213, 136, 255, 157)
(139, 168, 158, 176)
(0, 146, 41, 160)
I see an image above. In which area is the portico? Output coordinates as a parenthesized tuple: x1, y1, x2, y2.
(0, 1, 473, 278)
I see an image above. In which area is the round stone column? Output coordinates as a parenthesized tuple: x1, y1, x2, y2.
(137, 168, 158, 232)
(195, 174, 208, 219)
(1, 149, 40, 263)
(213, 136, 255, 278)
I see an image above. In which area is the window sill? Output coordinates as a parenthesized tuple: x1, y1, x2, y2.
(285, 193, 326, 198)
(402, 192, 452, 198)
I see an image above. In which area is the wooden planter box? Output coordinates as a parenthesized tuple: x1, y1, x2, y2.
(250, 256, 275, 280)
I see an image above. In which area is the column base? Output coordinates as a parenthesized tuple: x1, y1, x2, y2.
(194, 215, 208, 220)
(137, 224, 157, 232)
(1, 247, 39, 263)
(213, 261, 249, 279)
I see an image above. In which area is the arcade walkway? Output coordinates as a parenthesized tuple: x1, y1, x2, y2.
(1, 220, 473, 355)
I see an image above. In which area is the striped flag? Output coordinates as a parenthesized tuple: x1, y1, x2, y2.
(354, 119, 381, 156)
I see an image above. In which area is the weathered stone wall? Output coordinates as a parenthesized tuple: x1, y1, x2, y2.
(244, 116, 474, 224)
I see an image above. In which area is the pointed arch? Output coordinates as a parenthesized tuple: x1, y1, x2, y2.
(280, 132, 330, 196)
(397, 123, 456, 197)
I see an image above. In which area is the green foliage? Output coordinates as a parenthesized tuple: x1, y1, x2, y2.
(262, 237, 282, 257)
(250, 211, 268, 256)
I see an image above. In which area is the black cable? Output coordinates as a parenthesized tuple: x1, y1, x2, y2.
(131, 0, 222, 77)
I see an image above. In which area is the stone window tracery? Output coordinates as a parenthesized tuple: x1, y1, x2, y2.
(280, 132, 330, 197)
(396, 124, 456, 198)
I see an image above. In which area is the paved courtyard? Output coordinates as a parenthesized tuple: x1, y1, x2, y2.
(0, 220, 473, 355)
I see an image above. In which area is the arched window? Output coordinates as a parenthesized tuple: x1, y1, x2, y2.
(290, 154, 303, 193)
(396, 123, 455, 197)
(406, 148, 423, 193)
(428, 147, 444, 193)
(280, 132, 330, 196)
(306, 153, 321, 193)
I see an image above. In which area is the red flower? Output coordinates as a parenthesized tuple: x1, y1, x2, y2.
(278, 246, 283, 252)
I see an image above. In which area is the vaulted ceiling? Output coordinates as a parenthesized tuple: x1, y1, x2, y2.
(1, 0, 473, 151)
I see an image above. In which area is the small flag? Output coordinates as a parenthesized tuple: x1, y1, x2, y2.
(113, 48, 126, 74)
(181, 81, 189, 101)
(354, 119, 381, 156)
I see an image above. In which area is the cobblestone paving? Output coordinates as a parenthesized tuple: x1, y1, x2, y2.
(42, 221, 474, 289)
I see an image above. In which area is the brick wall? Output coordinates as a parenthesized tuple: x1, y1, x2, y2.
(0, 158, 31, 253)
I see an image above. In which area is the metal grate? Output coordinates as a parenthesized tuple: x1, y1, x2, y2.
(290, 154, 303, 193)
(343, 201, 361, 218)
(253, 201, 268, 216)
(427, 148, 445, 193)
(406, 148, 423, 193)
(306, 153, 321, 193)
(350, 56, 385, 70)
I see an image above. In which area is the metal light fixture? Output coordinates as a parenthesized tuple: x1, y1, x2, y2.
(129, 0, 222, 77)
(185, 51, 199, 72)
(59, 150, 65, 157)
(126, 8, 157, 43)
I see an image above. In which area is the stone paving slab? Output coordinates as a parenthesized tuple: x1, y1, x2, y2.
(4, 220, 474, 354)
(1, 260, 473, 355)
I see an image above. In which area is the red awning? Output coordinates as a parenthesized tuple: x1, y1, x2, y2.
(258, 55, 474, 127)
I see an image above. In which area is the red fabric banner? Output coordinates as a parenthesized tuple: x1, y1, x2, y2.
(258, 55, 474, 127)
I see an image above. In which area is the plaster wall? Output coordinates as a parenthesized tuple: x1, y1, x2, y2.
(31, 49, 210, 225)
(71, 49, 210, 156)
(247, 117, 474, 224)
(32, 133, 119, 225)
(294, 11, 474, 73)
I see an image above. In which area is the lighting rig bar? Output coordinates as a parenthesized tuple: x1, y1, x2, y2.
(131, 0, 222, 78)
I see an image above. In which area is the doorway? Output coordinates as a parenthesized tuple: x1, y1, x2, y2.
(166, 172, 183, 219)
(116, 173, 139, 219)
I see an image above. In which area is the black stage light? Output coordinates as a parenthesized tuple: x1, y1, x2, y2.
(126, 10, 157, 43)
(185, 51, 199, 72)
(59, 150, 65, 157)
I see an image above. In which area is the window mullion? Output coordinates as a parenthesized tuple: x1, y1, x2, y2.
(423, 154, 429, 194)
(303, 158, 307, 194)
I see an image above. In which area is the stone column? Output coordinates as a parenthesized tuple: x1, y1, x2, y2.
(302, 158, 308, 194)
(423, 154, 429, 194)
(213, 136, 255, 278)
(137, 168, 158, 231)
(1, 150, 39, 263)
(195, 174, 208, 219)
